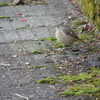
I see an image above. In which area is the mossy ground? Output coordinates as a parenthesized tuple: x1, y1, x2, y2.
(0, 3, 12, 7)
(72, 20, 88, 28)
(0, 16, 10, 19)
(35, 67, 100, 99)
(34, 27, 100, 99)
(15, 27, 29, 30)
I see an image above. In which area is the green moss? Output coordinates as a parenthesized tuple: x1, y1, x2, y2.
(32, 50, 38, 54)
(38, 38, 46, 41)
(54, 63, 71, 68)
(89, 48, 98, 53)
(32, 50, 47, 54)
(59, 67, 100, 97)
(73, 41, 79, 44)
(55, 44, 66, 48)
(73, 20, 88, 27)
(73, 28, 83, 32)
(16, 27, 29, 29)
(90, 67, 100, 75)
(60, 50, 66, 54)
(35, 67, 100, 98)
(0, 3, 11, 7)
(34, 66, 45, 68)
(0, 16, 10, 19)
(47, 25, 52, 27)
(37, 25, 46, 27)
(54, 64, 59, 67)
(71, 16, 78, 20)
(59, 84, 100, 97)
(42, 2, 48, 4)
(9, 67, 23, 70)
(59, 89, 76, 96)
(47, 37, 57, 41)
(53, 40, 60, 45)
(75, 90, 85, 96)
(35, 77, 58, 84)
(28, 66, 33, 69)
(79, 34, 93, 39)
(59, 73, 92, 83)
(53, 40, 67, 48)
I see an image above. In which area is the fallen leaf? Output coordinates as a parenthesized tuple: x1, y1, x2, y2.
(19, 19, 27, 22)
(15, 13, 22, 15)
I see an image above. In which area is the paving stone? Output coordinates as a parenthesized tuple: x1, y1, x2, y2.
(0, 0, 13, 3)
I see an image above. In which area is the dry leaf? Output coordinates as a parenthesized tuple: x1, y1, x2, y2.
(19, 19, 27, 22)
(15, 13, 22, 15)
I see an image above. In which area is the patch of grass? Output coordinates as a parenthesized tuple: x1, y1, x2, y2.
(79, 34, 93, 39)
(9, 67, 23, 70)
(39, 38, 46, 41)
(71, 16, 78, 20)
(89, 48, 98, 53)
(47, 25, 52, 27)
(16, 27, 29, 29)
(59, 67, 100, 97)
(28, 66, 45, 68)
(28, 66, 34, 69)
(59, 84, 100, 96)
(42, 2, 48, 4)
(53, 40, 67, 48)
(34, 66, 45, 68)
(73, 20, 88, 27)
(0, 3, 11, 7)
(73, 28, 83, 32)
(35, 67, 100, 98)
(32, 50, 47, 54)
(35, 77, 58, 84)
(32, 50, 38, 54)
(73, 41, 79, 44)
(54, 63, 71, 67)
(0, 16, 10, 19)
(47, 37, 57, 41)
(55, 44, 66, 48)
(54, 64, 59, 67)
(60, 50, 66, 53)
(59, 73, 92, 83)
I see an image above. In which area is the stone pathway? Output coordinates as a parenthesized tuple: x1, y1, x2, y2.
(0, 0, 99, 100)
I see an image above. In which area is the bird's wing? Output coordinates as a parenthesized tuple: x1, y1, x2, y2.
(61, 27, 79, 39)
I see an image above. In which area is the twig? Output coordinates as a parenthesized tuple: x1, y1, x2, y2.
(15, 94, 29, 100)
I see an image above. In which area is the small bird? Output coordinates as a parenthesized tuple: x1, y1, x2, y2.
(55, 24, 88, 45)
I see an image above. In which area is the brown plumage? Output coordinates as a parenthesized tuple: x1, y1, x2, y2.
(55, 24, 88, 45)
